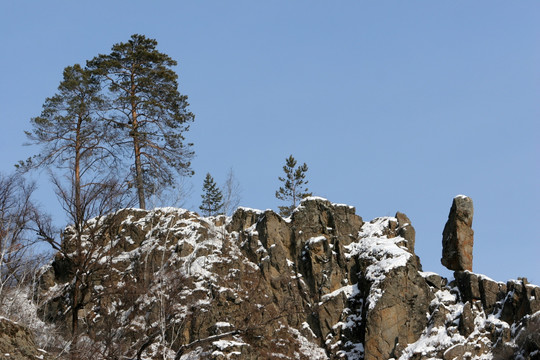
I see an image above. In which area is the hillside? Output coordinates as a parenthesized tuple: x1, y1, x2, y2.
(1, 197, 539, 359)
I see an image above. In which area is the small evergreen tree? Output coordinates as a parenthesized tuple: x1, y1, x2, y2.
(199, 173, 224, 216)
(275, 155, 312, 217)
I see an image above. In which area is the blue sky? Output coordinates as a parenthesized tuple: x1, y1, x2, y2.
(1, 1, 538, 284)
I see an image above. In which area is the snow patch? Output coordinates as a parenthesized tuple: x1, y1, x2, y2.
(345, 217, 412, 309)
(288, 327, 328, 359)
(212, 339, 246, 351)
(320, 284, 359, 304)
(307, 236, 326, 245)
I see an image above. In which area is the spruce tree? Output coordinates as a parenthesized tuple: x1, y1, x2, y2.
(275, 155, 312, 217)
(88, 34, 195, 209)
(200, 173, 224, 216)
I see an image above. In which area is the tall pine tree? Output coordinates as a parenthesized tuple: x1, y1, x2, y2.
(88, 34, 194, 209)
(25, 63, 114, 222)
(25, 63, 123, 341)
(200, 173, 224, 216)
(275, 155, 312, 217)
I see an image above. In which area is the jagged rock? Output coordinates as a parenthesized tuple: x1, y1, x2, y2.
(344, 216, 432, 360)
(421, 272, 448, 290)
(395, 211, 423, 270)
(501, 279, 540, 324)
(479, 276, 507, 314)
(514, 312, 540, 359)
(454, 271, 514, 317)
(363, 264, 433, 359)
(28, 196, 539, 360)
(395, 211, 415, 253)
(0, 318, 51, 359)
(441, 195, 474, 271)
(454, 271, 482, 301)
(443, 343, 476, 360)
(430, 305, 450, 328)
(458, 301, 475, 336)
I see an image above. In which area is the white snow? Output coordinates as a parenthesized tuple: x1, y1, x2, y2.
(301, 322, 317, 338)
(320, 283, 359, 304)
(236, 206, 264, 214)
(345, 217, 412, 309)
(336, 341, 364, 359)
(214, 322, 232, 328)
(302, 196, 329, 202)
(419, 271, 440, 278)
(212, 339, 246, 350)
(398, 326, 466, 359)
(286, 259, 295, 267)
(288, 327, 328, 359)
(0, 287, 64, 350)
(307, 236, 327, 245)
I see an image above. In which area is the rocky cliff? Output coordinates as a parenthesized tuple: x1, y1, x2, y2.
(10, 197, 540, 359)
(0, 317, 52, 360)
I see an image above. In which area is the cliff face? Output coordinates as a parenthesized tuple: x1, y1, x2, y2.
(0, 317, 52, 360)
(30, 197, 540, 359)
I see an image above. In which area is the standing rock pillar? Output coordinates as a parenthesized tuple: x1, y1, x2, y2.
(441, 195, 474, 271)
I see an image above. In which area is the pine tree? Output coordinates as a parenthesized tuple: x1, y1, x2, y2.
(200, 173, 224, 216)
(25, 63, 125, 342)
(275, 155, 312, 217)
(25, 63, 113, 222)
(88, 34, 195, 209)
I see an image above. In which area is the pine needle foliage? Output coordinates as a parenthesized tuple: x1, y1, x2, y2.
(199, 173, 224, 217)
(25, 64, 107, 172)
(275, 155, 312, 217)
(24, 64, 118, 221)
(88, 34, 195, 209)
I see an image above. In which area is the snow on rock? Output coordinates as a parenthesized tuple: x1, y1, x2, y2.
(212, 339, 247, 351)
(288, 327, 329, 360)
(398, 325, 466, 359)
(320, 284, 357, 304)
(346, 217, 412, 309)
(398, 287, 466, 359)
(307, 235, 327, 246)
(29, 198, 540, 360)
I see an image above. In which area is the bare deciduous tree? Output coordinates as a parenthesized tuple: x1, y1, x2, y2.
(34, 178, 125, 340)
(0, 172, 38, 297)
(221, 168, 242, 216)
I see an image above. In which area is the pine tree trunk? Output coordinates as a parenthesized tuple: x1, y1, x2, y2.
(130, 78, 146, 209)
(133, 131, 146, 209)
(71, 275, 80, 341)
(72, 291, 79, 334)
(71, 108, 84, 358)
(75, 114, 83, 231)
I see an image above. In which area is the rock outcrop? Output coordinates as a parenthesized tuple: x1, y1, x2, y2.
(0, 317, 51, 359)
(441, 195, 474, 271)
(27, 196, 539, 359)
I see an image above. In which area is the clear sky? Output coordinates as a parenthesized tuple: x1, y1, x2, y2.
(1, 1, 538, 284)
